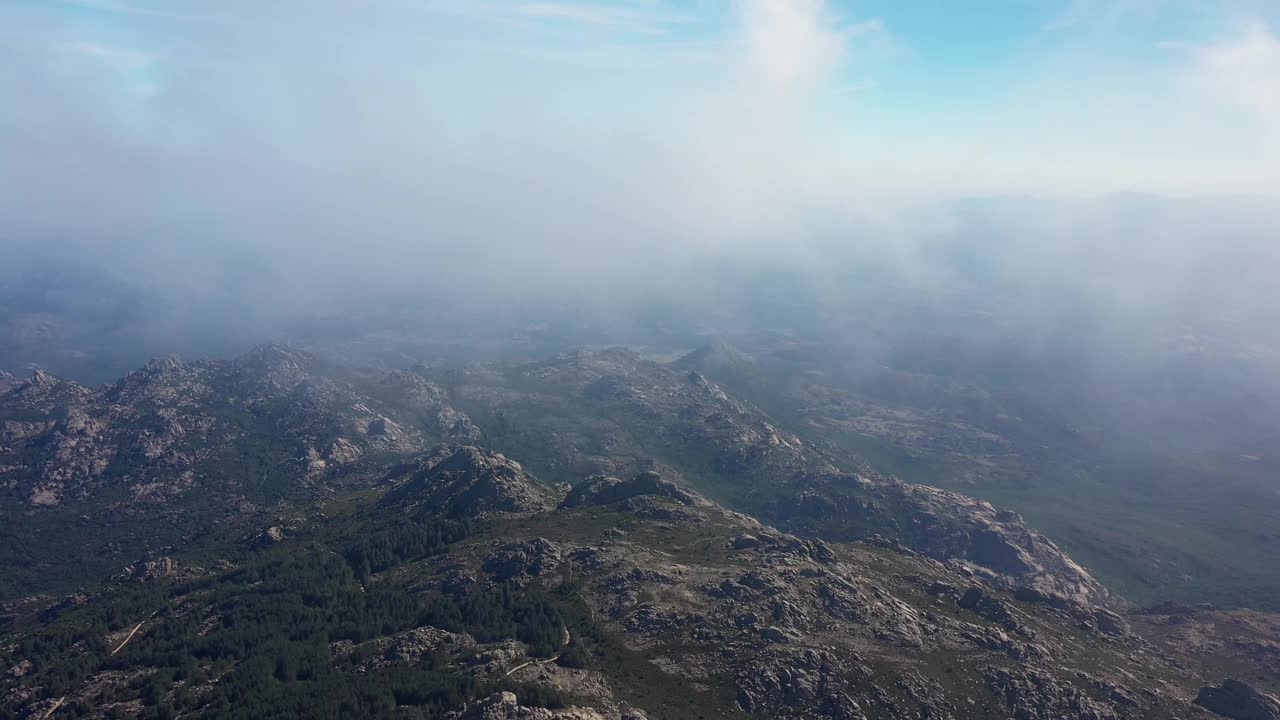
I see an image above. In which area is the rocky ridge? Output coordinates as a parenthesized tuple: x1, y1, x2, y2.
(1, 347, 1112, 615)
(0, 345, 477, 509)
(426, 348, 1109, 607)
(0, 444, 1272, 719)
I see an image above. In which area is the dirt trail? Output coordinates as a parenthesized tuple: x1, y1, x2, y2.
(39, 696, 64, 719)
(110, 611, 158, 656)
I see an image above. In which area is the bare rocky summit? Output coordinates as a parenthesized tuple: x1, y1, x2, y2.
(381, 445, 560, 518)
(558, 471, 705, 510)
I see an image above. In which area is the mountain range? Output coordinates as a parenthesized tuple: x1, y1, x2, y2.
(2, 345, 1277, 719)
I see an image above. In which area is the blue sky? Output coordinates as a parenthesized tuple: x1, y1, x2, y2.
(1, 0, 1278, 226)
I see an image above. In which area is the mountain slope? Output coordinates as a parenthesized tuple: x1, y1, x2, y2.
(0, 345, 479, 598)
(424, 348, 1107, 605)
(0, 447, 1243, 720)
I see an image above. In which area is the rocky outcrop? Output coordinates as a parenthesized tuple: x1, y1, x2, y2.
(3, 368, 92, 413)
(326, 437, 364, 465)
(0, 346, 489, 513)
(483, 538, 563, 582)
(27, 368, 60, 390)
(253, 526, 291, 547)
(230, 343, 316, 391)
(382, 369, 481, 441)
(734, 648, 870, 719)
(116, 556, 181, 581)
(772, 476, 1110, 607)
(559, 472, 702, 509)
(405, 481, 1190, 719)
(985, 667, 1120, 720)
(383, 446, 559, 518)
(452, 692, 610, 720)
(1196, 680, 1280, 720)
(339, 626, 477, 672)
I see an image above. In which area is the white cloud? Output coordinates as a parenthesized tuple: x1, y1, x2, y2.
(1191, 21, 1280, 146)
(737, 0, 850, 94)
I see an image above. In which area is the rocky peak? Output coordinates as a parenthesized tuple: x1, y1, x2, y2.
(231, 343, 317, 389)
(675, 340, 754, 374)
(559, 471, 705, 510)
(383, 446, 559, 518)
(104, 355, 203, 404)
(27, 368, 59, 388)
(379, 370, 479, 440)
(3, 368, 91, 410)
(142, 355, 184, 374)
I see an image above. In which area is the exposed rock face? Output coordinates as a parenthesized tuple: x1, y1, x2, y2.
(116, 556, 180, 581)
(453, 692, 609, 720)
(0, 345, 479, 512)
(338, 626, 477, 672)
(229, 343, 315, 390)
(27, 369, 60, 390)
(985, 667, 1119, 720)
(381, 369, 481, 441)
(254, 526, 291, 547)
(483, 538, 563, 582)
(1, 368, 92, 413)
(773, 476, 1110, 607)
(734, 648, 870, 719)
(1196, 680, 1280, 720)
(326, 437, 364, 465)
(559, 472, 703, 509)
(383, 446, 559, 518)
(368, 416, 401, 437)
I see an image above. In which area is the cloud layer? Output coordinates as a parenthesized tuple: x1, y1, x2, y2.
(0, 0, 1277, 354)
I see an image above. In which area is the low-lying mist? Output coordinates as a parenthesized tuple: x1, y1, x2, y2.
(2, 0, 1278, 445)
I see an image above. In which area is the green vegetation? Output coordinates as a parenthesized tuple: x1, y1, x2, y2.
(0, 513, 572, 719)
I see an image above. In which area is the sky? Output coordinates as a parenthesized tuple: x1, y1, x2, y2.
(3, 0, 1278, 199)
(0, 0, 1278, 328)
